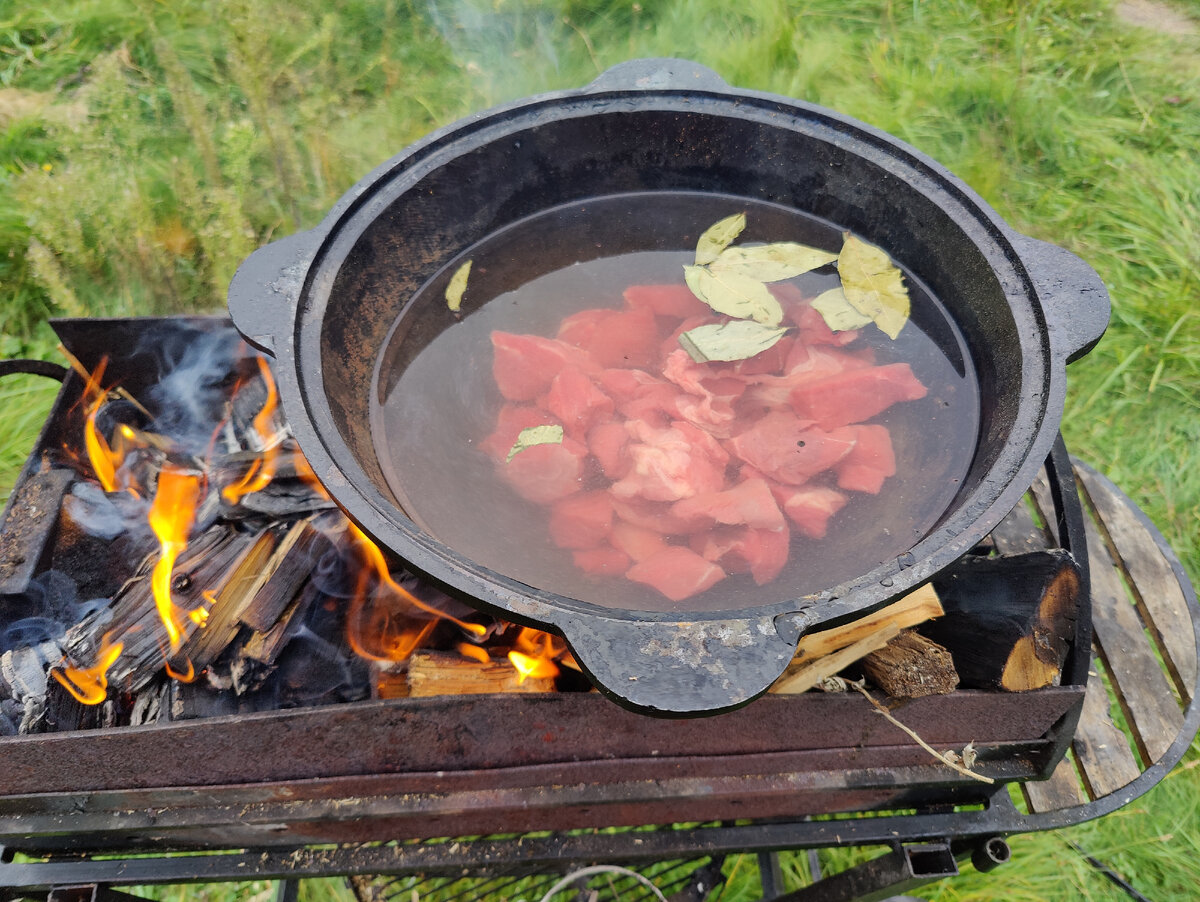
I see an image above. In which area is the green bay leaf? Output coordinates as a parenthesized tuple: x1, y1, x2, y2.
(709, 242, 838, 281)
(683, 265, 784, 326)
(445, 259, 472, 312)
(678, 320, 790, 363)
(837, 234, 910, 339)
(695, 212, 746, 265)
(506, 424, 563, 463)
(811, 286, 873, 332)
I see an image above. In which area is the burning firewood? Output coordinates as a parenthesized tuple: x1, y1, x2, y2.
(922, 550, 1080, 691)
(405, 650, 556, 697)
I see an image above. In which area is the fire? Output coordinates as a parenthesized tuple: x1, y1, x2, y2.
(148, 464, 203, 653)
(456, 642, 490, 664)
(51, 632, 124, 705)
(222, 356, 282, 505)
(507, 626, 566, 684)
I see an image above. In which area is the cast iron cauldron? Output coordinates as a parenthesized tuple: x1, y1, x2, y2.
(228, 59, 1109, 715)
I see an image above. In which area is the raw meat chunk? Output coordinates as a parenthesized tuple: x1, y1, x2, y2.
(610, 420, 728, 502)
(610, 520, 669, 562)
(623, 283, 711, 320)
(557, 306, 660, 369)
(611, 497, 700, 536)
(502, 438, 587, 504)
(491, 332, 595, 402)
(728, 412, 857, 485)
(545, 367, 615, 440)
(573, 546, 632, 576)
(790, 363, 927, 430)
(770, 484, 849, 539)
(836, 424, 897, 494)
(549, 491, 614, 550)
(626, 547, 726, 601)
(671, 477, 786, 531)
(588, 420, 633, 479)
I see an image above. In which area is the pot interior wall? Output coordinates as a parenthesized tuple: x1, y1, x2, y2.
(319, 107, 1023, 527)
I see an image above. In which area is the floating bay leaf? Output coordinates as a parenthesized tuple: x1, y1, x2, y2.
(710, 242, 838, 281)
(445, 259, 472, 312)
(506, 424, 564, 463)
(837, 234, 910, 339)
(683, 265, 784, 326)
(695, 212, 746, 265)
(811, 286, 873, 332)
(678, 320, 790, 363)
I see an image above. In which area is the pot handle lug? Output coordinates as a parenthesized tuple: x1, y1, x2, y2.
(584, 58, 730, 94)
(227, 229, 319, 358)
(1013, 234, 1111, 363)
(558, 611, 808, 716)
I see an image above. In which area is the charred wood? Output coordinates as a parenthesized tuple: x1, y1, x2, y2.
(0, 465, 74, 598)
(923, 550, 1080, 691)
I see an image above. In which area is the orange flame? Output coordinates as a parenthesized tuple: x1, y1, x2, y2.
(80, 358, 120, 493)
(148, 465, 202, 653)
(348, 523, 488, 638)
(52, 632, 124, 705)
(222, 357, 282, 504)
(507, 627, 565, 684)
(457, 642, 490, 664)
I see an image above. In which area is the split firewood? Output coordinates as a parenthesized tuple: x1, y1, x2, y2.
(406, 650, 555, 697)
(922, 549, 1080, 691)
(771, 623, 903, 695)
(860, 629, 959, 698)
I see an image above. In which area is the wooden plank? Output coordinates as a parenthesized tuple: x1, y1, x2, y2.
(990, 495, 1053, 555)
(1083, 503, 1182, 763)
(1072, 671, 1141, 798)
(1023, 753, 1088, 812)
(1078, 467, 1196, 704)
(1028, 470, 1061, 546)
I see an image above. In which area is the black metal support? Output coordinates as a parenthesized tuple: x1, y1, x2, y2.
(274, 879, 300, 902)
(764, 842, 957, 902)
(758, 852, 785, 899)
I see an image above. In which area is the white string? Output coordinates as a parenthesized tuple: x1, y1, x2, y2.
(536, 864, 669, 902)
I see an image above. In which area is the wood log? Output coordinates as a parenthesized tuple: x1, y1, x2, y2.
(860, 630, 959, 698)
(923, 550, 1080, 691)
(238, 519, 322, 631)
(406, 650, 555, 697)
(240, 579, 320, 665)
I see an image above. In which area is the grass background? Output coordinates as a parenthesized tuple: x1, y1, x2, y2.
(0, 0, 1197, 898)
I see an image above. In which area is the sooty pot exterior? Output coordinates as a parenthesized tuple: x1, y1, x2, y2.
(228, 59, 1109, 715)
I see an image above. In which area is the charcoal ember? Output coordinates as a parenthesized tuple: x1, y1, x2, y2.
(130, 682, 170, 726)
(233, 484, 337, 519)
(0, 640, 63, 702)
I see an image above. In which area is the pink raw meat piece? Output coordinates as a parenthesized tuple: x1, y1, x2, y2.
(596, 367, 663, 401)
(545, 367, 615, 440)
(610, 520, 669, 562)
(670, 477, 786, 531)
(479, 405, 563, 461)
(660, 313, 717, 361)
(623, 283, 711, 320)
(790, 363, 927, 430)
(728, 411, 857, 485)
(573, 546, 632, 576)
(502, 437, 588, 504)
(770, 484, 849, 538)
(616, 381, 684, 429)
(548, 491, 614, 550)
(836, 424, 897, 494)
(557, 306, 660, 369)
(491, 331, 596, 402)
(610, 497, 700, 536)
(740, 344, 873, 409)
(611, 420, 729, 502)
(691, 525, 790, 586)
(626, 546, 726, 601)
(588, 420, 633, 480)
(662, 349, 746, 437)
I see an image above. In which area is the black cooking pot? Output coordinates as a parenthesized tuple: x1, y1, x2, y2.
(228, 59, 1108, 715)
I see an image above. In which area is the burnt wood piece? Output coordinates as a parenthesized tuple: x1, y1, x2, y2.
(240, 580, 320, 665)
(1078, 467, 1196, 704)
(238, 519, 320, 632)
(0, 466, 73, 598)
(407, 650, 555, 696)
(62, 526, 250, 694)
(860, 630, 959, 698)
(924, 551, 1080, 691)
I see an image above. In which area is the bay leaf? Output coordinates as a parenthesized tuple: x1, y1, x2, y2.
(811, 286, 873, 332)
(445, 259, 472, 312)
(506, 424, 563, 463)
(683, 265, 784, 326)
(710, 242, 838, 281)
(695, 212, 746, 265)
(837, 234, 910, 339)
(678, 320, 790, 363)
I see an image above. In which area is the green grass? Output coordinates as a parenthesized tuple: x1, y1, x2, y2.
(1, 0, 1198, 899)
